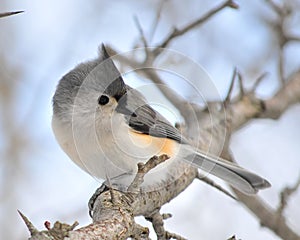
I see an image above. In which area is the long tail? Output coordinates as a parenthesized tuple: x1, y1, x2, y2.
(186, 152, 271, 194)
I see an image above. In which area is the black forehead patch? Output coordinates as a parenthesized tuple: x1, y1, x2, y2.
(104, 78, 127, 101)
(100, 44, 126, 101)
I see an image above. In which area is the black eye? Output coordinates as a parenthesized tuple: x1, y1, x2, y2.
(98, 95, 109, 105)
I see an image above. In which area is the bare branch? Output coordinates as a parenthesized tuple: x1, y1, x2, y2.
(198, 67, 300, 239)
(229, 69, 300, 130)
(286, 35, 300, 42)
(127, 154, 169, 193)
(165, 232, 187, 240)
(146, 210, 187, 240)
(19, 210, 80, 240)
(264, 0, 284, 16)
(82, 160, 198, 239)
(251, 72, 269, 93)
(18, 210, 39, 236)
(227, 236, 238, 240)
(197, 172, 237, 201)
(224, 67, 238, 105)
(27, 190, 151, 240)
(264, 0, 296, 84)
(83, 190, 149, 240)
(157, 0, 239, 50)
(233, 189, 300, 240)
(0, 10, 24, 18)
(237, 71, 245, 98)
(260, 70, 300, 119)
(277, 175, 300, 217)
(278, 45, 285, 83)
(214, 150, 300, 240)
(149, 0, 167, 42)
(133, 15, 148, 48)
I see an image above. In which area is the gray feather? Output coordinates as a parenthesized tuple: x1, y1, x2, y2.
(187, 152, 271, 194)
(53, 44, 271, 195)
(116, 86, 186, 143)
(53, 44, 126, 120)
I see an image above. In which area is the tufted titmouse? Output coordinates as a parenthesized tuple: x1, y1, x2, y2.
(52, 44, 270, 194)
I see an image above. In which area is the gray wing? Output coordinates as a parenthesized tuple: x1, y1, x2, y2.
(190, 152, 271, 194)
(115, 86, 271, 194)
(115, 87, 186, 143)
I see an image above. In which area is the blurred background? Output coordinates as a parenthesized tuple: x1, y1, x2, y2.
(1, 0, 300, 239)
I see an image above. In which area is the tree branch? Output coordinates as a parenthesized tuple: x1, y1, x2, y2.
(196, 172, 237, 201)
(22, 161, 198, 239)
(127, 154, 169, 193)
(157, 0, 238, 50)
(146, 210, 187, 240)
(233, 189, 300, 240)
(229, 69, 300, 130)
(260, 70, 300, 119)
(0, 10, 24, 18)
(277, 175, 300, 217)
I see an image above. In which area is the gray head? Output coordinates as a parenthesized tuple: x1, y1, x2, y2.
(52, 44, 127, 122)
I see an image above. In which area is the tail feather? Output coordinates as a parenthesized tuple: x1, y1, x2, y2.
(187, 152, 271, 194)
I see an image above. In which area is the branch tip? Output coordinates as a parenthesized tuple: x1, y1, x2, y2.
(162, 213, 172, 220)
(251, 72, 269, 92)
(225, 67, 238, 104)
(0, 10, 24, 18)
(128, 154, 170, 192)
(227, 0, 239, 9)
(17, 210, 39, 236)
(237, 71, 245, 97)
(133, 15, 148, 48)
(227, 235, 238, 240)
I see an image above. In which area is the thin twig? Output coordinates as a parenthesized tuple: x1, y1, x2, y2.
(18, 210, 39, 236)
(264, 0, 292, 84)
(127, 154, 170, 192)
(224, 67, 238, 104)
(251, 72, 269, 92)
(286, 35, 300, 42)
(0, 10, 24, 18)
(149, 0, 168, 43)
(237, 71, 245, 98)
(133, 15, 148, 48)
(227, 235, 238, 240)
(166, 231, 187, 240)
(277, 175, 300, 217)
(278, 46, 285, 84)
(146, 210, 187, 240)
(157, 0, 238, 50)
(197, 172, 237, 201)
(264, 0, 284, 15)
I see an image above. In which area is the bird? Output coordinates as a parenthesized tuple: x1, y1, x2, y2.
(52, 44, 271, 194)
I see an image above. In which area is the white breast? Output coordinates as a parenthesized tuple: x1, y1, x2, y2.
(52, 111, 188, 191)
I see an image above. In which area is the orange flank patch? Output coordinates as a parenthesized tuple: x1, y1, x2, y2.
(128, 130, 177, 157)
